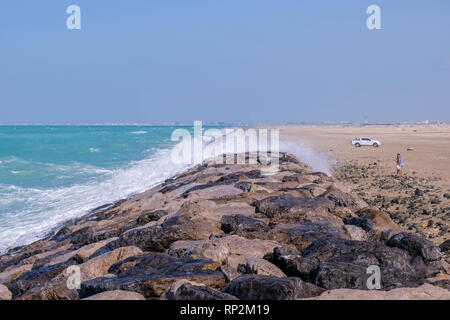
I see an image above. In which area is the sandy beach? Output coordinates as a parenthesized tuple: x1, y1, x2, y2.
(279, 125, 450, 247)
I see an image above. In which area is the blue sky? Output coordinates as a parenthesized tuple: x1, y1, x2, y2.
(0, 0, 449, 124)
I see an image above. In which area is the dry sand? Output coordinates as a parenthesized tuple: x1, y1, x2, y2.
(278, 125, 449, 251)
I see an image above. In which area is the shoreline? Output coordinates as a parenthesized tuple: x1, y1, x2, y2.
(0, 152, 449, 300)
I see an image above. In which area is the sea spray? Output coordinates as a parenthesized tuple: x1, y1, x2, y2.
(0, 125, 334, 254)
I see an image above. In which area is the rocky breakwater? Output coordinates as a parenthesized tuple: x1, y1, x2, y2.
(0, 153, 449, 300)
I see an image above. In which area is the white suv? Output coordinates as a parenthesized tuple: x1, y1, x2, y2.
(352, 137, 381, 148)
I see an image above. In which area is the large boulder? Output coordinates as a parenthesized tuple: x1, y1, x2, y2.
(254, 195, 334, 218)
(9, 246, 142, 300)
(164, 280, 238, 300)
(80, 253, 226, 299)
(0, 264, 33, 285)
(108, 215, 220, 252)
(82, 290, 145, 300)
(225, 275, 325, 300)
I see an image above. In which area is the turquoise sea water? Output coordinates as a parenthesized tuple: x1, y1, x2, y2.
(0, 125, 215, 253)
(0, 125, 332, 254)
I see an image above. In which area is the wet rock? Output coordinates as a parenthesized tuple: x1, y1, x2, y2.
(225, 275, 325, 300)
(221, 215, 270, 234)
(237, 258, 286, 278)
(109, 215, 218, 252)
(164, 280, 238, 300)
(440, 240, 450, 252)
(219, 264, 240, 283)
(428, 279, 450, 291)
(313, 262, 422, 291)
(77, 246, 143, 281)
(254, 195, 334, 218)
(386, 232, 442, 277)
(345, 208, 401, 241)
(9, 246, 142, 300)
(80, 253, 226, 299)
(59, 226, 120, 250)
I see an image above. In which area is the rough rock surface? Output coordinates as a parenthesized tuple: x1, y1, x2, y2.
(225, 275, 325, 300)
(0, 152, 447, 300)
(164, 279, 238, 300)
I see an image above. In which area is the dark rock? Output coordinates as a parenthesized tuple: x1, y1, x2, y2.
(440, 240, 450, 252)
(323, 187, 364, 209)
(270, 224, 346, 252)
(254, 195, 334, 218)
(7, 258, 80, 299)
(234, 181, 252, 192)
(221, 215, 270, 234)
(269, 247, 317, 281)
(386, 232, 442, 277)
(300, 237, 427, 289)
(165, 281, 238, 300)
(225, 275, 325, 300)
(344, 208, 400, 241)
(415, 189, 424, 197)
(80, 253, 226, 299)
(282, 176, 299, 183)
(108, 216, 198, 252)
(428, 279, 450, 291)
(136, 210, 168, 225)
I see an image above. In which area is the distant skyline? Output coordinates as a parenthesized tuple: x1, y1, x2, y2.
(1, 0, 449, 124)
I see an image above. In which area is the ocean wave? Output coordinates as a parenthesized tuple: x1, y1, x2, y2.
(131, 131, 147, 135)
(0, 128, 332, 254)
(0, 147, 192, 254)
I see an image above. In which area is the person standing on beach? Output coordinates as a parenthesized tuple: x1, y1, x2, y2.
(396, 153, 404, 177)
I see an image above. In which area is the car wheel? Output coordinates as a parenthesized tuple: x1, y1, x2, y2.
(355, 143, 360, 147)
(373, 143, 378, 148)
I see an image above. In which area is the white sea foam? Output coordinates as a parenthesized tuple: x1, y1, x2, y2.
(279, 140, 335, 175)
(131, 131, 147, 135)
(0, 147, 192, 254)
